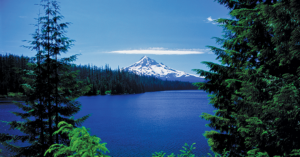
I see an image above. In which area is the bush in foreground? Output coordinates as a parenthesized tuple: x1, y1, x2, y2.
(44, 121, 110, 157)
(45, 121, 231, 157)
(153, 143, 229, 157)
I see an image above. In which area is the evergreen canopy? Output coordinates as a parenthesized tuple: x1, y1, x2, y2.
(1, 0, 90, 156)
(194, 0, 300, 156)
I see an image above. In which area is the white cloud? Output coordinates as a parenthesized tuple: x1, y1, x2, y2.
(207, 16, 214, 22)
(109, 47, 210, 55)
(205, 16, 218, 25)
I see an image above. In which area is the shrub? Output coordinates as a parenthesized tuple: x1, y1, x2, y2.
(44, 121, 110, 157)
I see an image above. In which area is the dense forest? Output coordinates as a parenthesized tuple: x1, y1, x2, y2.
(0, 53, 197, 97)
(192, 0, 300, 156)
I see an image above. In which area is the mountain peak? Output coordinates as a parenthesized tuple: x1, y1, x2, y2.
(140, 56, 148, 60)
(122, 56, 206, 82)
(136, 56, 158, 66)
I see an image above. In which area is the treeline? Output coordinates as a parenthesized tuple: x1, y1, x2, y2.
(0, 54, 33, 95)
(72, 64, 197, 95)
(0, 53, 197, 96)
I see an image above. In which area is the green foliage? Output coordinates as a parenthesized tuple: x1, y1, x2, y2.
(178, 143, 196, 157)
(152, 151, 167, 157)
(193, 0, 300, 156)
(44, 121, 110, 157)
(152, 143, 230, 157)
(105, 90, 111, 95)
(153, 143, 197, 157)
(1, 0, 90, 156)
(7, 92, 24, 98)
(206, 148, 230, 157)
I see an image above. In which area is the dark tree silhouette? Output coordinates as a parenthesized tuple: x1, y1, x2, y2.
(194, 0, 300, 156)
(0, 1, 89, 156)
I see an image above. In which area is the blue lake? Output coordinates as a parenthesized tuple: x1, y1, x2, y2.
(0, 90, 217, 157)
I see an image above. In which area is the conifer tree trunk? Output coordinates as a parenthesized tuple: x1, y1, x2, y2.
(54, 2, 59, 144)
(47, 0, 53, 147)
(55, 54, 59, 144)
(38, 8, 45, 154)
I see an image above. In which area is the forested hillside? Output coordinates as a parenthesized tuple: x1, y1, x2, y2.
(0, 53, 197, 96)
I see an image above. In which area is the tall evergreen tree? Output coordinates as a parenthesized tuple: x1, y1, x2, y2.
(1, 0, 90, 156)
(194, 0, 300, 156)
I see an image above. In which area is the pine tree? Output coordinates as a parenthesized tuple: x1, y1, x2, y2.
(1, 0, 90, 156)
(194, 0, 300, 156)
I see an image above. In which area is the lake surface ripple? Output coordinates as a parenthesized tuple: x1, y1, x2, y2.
(0, 90, 217, 157)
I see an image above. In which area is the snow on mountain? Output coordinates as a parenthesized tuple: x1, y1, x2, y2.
(121, 56, 206, 83)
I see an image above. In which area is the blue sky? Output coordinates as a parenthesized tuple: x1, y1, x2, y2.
(0, 0, 231, 75)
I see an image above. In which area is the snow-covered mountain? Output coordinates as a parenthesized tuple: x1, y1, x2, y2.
(122, 56, 206, 83)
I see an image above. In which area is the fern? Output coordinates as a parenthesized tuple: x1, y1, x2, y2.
(206, 148, 230, 157)
(152, 143, 196, 157)
(44, 121, 110, 157)
(152, 151, 166, 157)
(152, 143, 230, 157)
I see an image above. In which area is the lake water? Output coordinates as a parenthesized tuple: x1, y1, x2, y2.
(0, 90, 217, 157)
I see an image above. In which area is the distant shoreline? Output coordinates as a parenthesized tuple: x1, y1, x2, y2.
(0, 97, 24, 103)
(0, 89, 202, 103)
